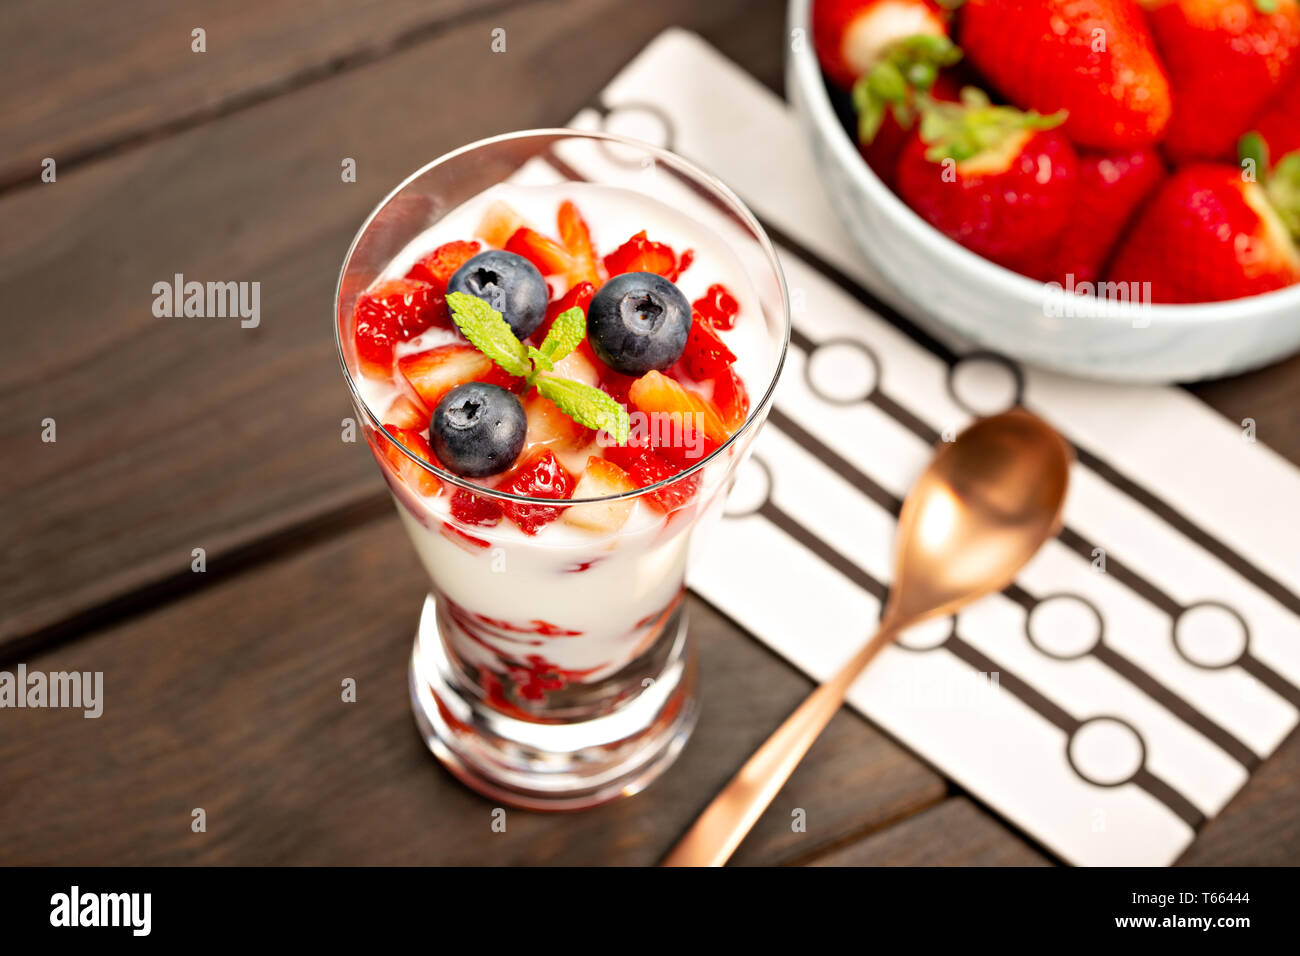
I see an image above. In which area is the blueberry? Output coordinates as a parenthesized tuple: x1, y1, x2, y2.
(430, 382, 526, 477)
(447, 250, 548, 339)
(586, 272, 691, 376)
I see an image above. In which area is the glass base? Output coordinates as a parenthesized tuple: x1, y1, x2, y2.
(409, 595, 698, 811)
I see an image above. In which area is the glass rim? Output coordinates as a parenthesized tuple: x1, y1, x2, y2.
(334, 127, 791, 506)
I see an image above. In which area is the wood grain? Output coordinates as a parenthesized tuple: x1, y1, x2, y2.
(807, 797, 1052, 866)
(2, 0, 1298, 866)
(0, 0, 788, 651)
(0, 0, 540, 191)
(0, 516, 944, 866)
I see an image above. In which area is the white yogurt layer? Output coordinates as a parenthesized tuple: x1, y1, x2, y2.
(355, 182, 774, 681)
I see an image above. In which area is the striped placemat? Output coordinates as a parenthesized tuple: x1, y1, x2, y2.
(562, 29, 1300, 866)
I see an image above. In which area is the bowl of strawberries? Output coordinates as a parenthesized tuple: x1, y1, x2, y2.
(788, 0, 1300, 381)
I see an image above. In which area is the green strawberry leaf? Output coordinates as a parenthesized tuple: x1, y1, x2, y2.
(1255, 0, 1278, 13)
(920, 87, 1066, 163)
(1238, 131, 1271, 181)
(1267, 151, 1300, 240)
(535, 377, 630, 446)
(446, 292, 531, 378)
(538, 306, 586, 364)
(851, 33, 962, 145)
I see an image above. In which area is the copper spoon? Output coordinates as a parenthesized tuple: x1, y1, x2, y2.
(662, 408, 1072, 867)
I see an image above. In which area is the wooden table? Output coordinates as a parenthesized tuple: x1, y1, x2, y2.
(2, 0, 1296, 866)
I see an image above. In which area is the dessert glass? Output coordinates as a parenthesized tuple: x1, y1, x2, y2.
(335, 130, 789, 810)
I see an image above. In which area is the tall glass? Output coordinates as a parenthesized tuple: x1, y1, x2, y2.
(335, 130, 789, 809)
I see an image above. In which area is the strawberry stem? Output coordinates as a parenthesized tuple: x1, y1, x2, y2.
(918, 87, 1066, 163)
(852, 33, 962, 144)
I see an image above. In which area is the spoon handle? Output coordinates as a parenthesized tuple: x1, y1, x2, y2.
(661, 621, 899, 867)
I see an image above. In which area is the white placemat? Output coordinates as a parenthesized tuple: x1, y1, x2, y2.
(564, 29, 1300, 866)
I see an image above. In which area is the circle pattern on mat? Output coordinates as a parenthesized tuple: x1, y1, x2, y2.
(1067, 716, 1146, 787)
(805, 338, 880, 405)
(947, 352, 1024, 417)
(723, 456, 772, 519)
(896, 615, 955, 651)
(1173, 601, 1250, 670)
(598, 103, 674, 165)
(1026, 594, 1103, 660)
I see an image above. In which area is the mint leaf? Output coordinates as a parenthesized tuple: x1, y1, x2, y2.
(446, 292, 631, 444)
(526, 345, 554, 373)
(539, 306, 586, 363)
(535, 377, 630, 445)
(446, 292, 530, 378)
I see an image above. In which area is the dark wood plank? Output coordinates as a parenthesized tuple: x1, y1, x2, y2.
(807, 798, 1051, 866)
(0, 0, 790, 651)
(1176, 732, 1300, 866)
(4, 0, 1297, 867)
(0, 0, 532, 190)
(1188, 352, 1300, 459)
(0, 516, 944, 865)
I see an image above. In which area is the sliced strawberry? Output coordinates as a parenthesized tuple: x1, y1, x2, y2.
(562, 456, 637, 533)
(628, 370, 729, 466)
(617, 449, 700, 515)
(383, 426, 442, 496)
(383, 394, 430, 431)
(692, 283, 740, 330)
(550, 349, 601, 387)
(406, 239, 481, 291)
(603, 231, 693, 281)
(398, 344, 519, 409)
(711, 365, 750, 431)
(506, 227, 573, 276)
(497, 450, 575, 535)
(450, 488, 503, 527)
(532, 281, 596, 346)
(557, 200, 605, 286)
(682, 310, 738, 379)
(522, 390, 592, 456)
(598, 367, 639, 405)
(475, 200, 525, 248)
(353, 278, 440, 377)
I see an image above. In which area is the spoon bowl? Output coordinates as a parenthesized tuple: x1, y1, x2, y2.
(662, 408, 1073, 866)
(888, 409, 1073, 627)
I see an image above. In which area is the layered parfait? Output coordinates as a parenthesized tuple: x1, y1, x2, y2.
(347, 183, 771, 715)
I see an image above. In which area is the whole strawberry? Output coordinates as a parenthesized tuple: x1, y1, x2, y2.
(1249, 73, 1300, 168)
(813, 0, 950, 89)
(1144, 0, 1300, 163)
(895, 89, 1078, 270)
(1037, 147, 1166, 286)
(958, 0, 1172, 150)
(1106, 151, 1300, 303)
(856, 50, 963, 187)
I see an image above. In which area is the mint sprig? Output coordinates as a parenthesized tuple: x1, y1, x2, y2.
(445, 292, 531, 377)
(535, 377, 630, 445)
(446, 294, 630, 445)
